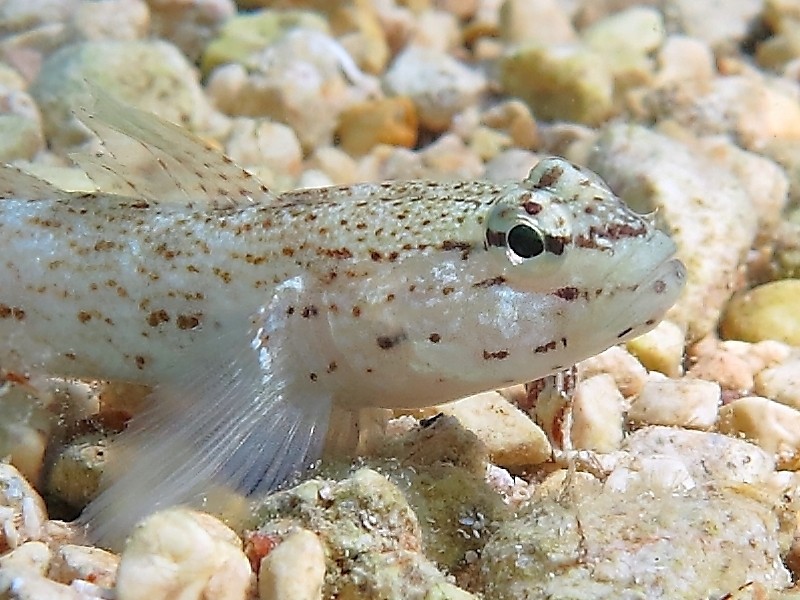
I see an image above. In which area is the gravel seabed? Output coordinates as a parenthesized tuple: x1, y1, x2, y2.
(1, 0, 800, 599)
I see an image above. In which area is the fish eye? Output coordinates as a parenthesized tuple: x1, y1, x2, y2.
(507, 224, 544, 259)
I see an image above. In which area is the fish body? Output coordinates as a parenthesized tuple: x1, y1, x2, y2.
(0, 91, 686, 547)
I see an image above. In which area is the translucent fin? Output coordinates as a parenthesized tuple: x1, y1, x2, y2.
(71, 83, 276, 207)
(324, 407, 392, 457)
(0, 163, 74, 201)
(79, 276, 334, 550)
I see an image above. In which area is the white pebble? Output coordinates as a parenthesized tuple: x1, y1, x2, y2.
(0, 567, 83, 599)
(225, 118, 302, 178)
(0, 541, 51, 575)
(686, 337, 756, 393)
(628, 376, 720, 430)
(754, 358, 800, 410)
(48, 544, 118, 589)
(718, 396, 800, 463)
(605, 455, 695, 494)
(383, 46, 486, 131)
(439, 391, 552, 466)
(0, 464, 48, 550)
(623, 426, 775, 485)
(258, 529, 326, 600)
(578, 346, 648, 398)
(208, 30, 378, 151)
(570, 374, 624, 452)
(626, 319, 685, 377)
(116, 508, 251, 600)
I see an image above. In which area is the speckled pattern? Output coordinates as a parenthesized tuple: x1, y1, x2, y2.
(0, 91, 686, 547)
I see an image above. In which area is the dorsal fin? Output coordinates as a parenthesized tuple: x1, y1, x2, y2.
(72, 84, 277, 208)
(0, 163, 74, 201)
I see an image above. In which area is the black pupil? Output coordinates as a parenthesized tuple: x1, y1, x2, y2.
(507, 224, 544, 259)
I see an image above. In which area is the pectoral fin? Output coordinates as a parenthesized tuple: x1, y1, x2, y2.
(79, 277, 335, 550)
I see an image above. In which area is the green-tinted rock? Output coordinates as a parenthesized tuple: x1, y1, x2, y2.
(46, 433, 107, 510)
(200, 10, 328, 75)
(499, 43, 614, 126)
(582, 6, 664, 87)
(480, 474, 790, 598)
(31, 40, 214, 150)
(252, 468, 480, 599)
(0, 114, 42, 162)
(720, 280, 800, 345)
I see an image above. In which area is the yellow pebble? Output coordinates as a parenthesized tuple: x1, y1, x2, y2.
(720, 280, 800, 345)
(336, 97, 418, 156)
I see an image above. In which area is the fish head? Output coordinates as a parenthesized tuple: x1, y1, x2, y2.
(325, 157, 686, 408)
(460, 156, 686, 381)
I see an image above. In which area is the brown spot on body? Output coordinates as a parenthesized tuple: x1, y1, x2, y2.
(177, 313, 202, 330)
(576, 223, 648, 248)
(544, 235, 567, 255)
(351, 306, 361, 317)
(483, 349, 509, 360)
(554, 286, 580, 301)
(0, 304, 24, 320)
(523, 200, 542, 215)
(377, 332, 407, 350)
(442, 286, 455, 296)
(147, 309, 170, 327)
(212, 267, 232, 284)
(245, 254, 266, 265)
(301, 306, 318, 318)
(653, 279, 666, 294)
(473, 276, 506, 288)
(155, 243, 177, 259)
(309, 372, 318, 382)
(485, 230, 506, 248)
(429, 333, 441, 343)
(320, 247, 353, 260)
(441, 240, 472, 259)
(534, 165, 564, 189)
(94, 240, 116, 251)
(535, 340, 557, 354)
(326, 362, 338, 373)
(77, 311, 92, 323)
(135, 355, 146, 369)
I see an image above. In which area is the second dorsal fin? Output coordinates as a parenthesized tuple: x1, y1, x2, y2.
(72, 84, 277, 208)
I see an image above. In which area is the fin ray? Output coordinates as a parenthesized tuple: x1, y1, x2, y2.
(80, 277, 334, 550)
(0, 164, 74, 201)
(73, 84, 276, 207)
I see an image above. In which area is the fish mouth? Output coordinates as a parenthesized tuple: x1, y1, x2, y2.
(643, 256, 687, 306)
(623, 255, 687, 338)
